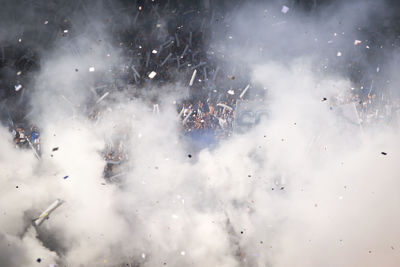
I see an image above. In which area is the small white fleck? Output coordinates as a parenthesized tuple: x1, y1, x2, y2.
(14, 84, 22, 91)
(148, 71, 157, 79)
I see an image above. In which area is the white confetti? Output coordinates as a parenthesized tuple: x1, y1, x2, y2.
(281, 5, 289, 14)
(148, 71, 157, 79)
(89, 66, 95, 72)
(189, 69, 197, 86)
(14, 84, 22, 91)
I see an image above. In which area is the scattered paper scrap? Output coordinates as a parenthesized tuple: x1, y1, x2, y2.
(148, 71, 157, 79)
(281, 5, 289, 14)
(14, 84, 22, 91)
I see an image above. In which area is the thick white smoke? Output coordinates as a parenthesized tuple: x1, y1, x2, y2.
(0, 0, 399, 267)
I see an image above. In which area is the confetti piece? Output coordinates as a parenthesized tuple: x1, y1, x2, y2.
(14, 84, 22, 91)
(96, 92, 110, 104)
(148, 71, 157, 79)
(239, 84, 250, 98)
(281, 5, 289, 14)
(189, 69, 197, 86)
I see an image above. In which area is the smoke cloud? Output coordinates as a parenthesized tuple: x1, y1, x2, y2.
(0, 0, 399, 266)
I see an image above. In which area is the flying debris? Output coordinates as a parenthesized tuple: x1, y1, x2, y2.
(239, 84, 250, 99)
(216, 103, 233, 111)
(33, 199, 64, 226)
(148, 71, 157, 79)
(14, 84, 22, 91)
(189, 69, 197, 86)
(281, 5, 289, 14)
(96, 92, 110, 104)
